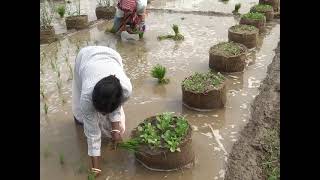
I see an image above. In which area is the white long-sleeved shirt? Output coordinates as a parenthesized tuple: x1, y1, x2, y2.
(72, 46, 132, 157)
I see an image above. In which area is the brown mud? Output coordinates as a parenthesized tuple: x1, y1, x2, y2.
(225, 42, 280, 180)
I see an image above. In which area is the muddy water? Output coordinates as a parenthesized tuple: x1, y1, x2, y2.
(48, 0, 259, 35)
(148, 0, 258, 14)
(40, 8, 280, 180)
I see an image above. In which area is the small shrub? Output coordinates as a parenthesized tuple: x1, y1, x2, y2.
(151, 64, 169, 84)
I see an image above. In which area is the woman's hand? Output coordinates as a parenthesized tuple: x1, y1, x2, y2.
(111, 122, 123, 150)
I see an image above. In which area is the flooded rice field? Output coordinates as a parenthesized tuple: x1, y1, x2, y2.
(40, 0, 280, 179)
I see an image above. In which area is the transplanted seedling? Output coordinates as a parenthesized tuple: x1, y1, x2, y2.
(59, 153, 65, 165)
(44, 102, 49, 115)
(87, 171, 96, 180)
(43, 145, 51, 158)
(50, 58, 57, 71)
(62, 97, 66, 104)
(56, 68, 61, 78)
(40, 84, 46, 99)
(67, 62, 73, 81)
(56, 79, 62, 92)
(56, 5, 66, 18)
(151, 64, 169, 84)
(232, 3, 241, 15)
(158, 24, 184, 41)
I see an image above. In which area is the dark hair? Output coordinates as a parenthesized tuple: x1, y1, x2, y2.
(92, 75, 123, 114)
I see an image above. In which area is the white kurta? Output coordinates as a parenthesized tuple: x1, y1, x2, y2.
(72, 46, 132, 157)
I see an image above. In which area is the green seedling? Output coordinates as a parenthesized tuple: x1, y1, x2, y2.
(43, 145, 51, 158)
(151, 64, 169, 84)
(230, 24, 257, 33)
(162, 130, 181, 152)
(182, 71, 225, 93)
(67, 62, 73, 81)
(62, 97, 66, 104)
(118, 112, 190, 153)
(44, 103, 48, 114)
(40, 84, 45, 99)
(118, 138, 140, 152)
(232, 3, 241, 14)
(57, 68, 61, 78)
(139, 122, 161, 148)
(250, 4, 273, 13)
(50, 59, 56, 71)
(241, 12, 265, 20)
(56, 79, 62, 92)
(56, 5, 66, 18)
(59, 153, 65, 165)
(156, 112, 173, 131)
(87, 171, 96, 180)
(157, 24, 184, 41)
(210, 41, 245, 57)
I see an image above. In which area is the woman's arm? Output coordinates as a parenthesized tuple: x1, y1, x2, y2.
(80, 96, 102, 176)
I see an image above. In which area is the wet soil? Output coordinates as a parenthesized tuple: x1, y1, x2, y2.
(225, 42, 280, 180)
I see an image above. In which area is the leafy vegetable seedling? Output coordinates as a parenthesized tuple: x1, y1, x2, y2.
(119, 112, 189, 153)
(151, 64, 169, 84)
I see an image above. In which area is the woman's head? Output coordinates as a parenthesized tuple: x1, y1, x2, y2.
(92, 75, 123, 114)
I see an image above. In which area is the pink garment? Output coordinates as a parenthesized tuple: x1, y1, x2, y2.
(117, 0, 137, 12)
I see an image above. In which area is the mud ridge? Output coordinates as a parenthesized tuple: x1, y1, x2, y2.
(225, 41, 280, 180)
